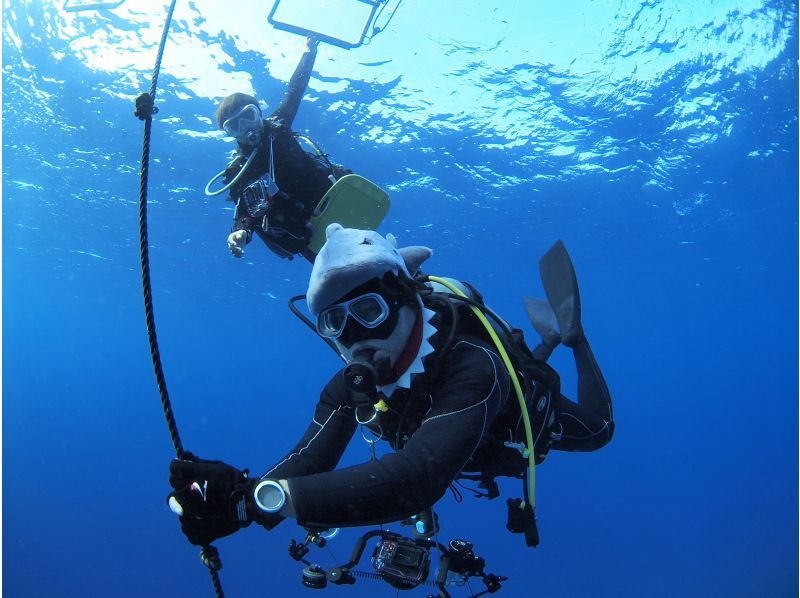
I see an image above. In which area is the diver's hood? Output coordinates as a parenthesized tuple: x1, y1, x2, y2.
(307, 223, 432, 316)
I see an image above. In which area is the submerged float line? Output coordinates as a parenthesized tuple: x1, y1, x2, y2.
(134, 1, 225, 596)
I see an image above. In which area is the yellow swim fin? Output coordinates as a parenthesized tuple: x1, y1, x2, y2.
(307, 174, 391, 255)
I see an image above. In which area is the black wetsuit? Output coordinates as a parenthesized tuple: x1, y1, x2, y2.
(265, 305, 614, 529)
(227, 46, 350, 261)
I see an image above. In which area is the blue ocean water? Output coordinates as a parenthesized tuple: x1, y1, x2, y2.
(2, 1, 797, 596)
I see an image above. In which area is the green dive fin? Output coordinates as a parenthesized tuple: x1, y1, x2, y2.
(308, 174, 390, 255)
(538, 240, 583, 347)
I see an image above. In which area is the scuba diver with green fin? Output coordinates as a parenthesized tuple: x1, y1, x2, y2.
(167, 224, 614, 558)
(207, 37, 388, 262)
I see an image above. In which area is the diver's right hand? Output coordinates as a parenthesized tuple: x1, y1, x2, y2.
(167, 453, 254, 546)
(227, 230, 248, 257)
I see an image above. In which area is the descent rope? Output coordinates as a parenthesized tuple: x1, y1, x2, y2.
(133, 1, 225, 595)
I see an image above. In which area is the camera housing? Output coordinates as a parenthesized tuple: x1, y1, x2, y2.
(371, 536, 431, 589)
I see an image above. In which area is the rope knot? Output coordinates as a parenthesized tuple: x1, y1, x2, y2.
(134, 92, 158, 121)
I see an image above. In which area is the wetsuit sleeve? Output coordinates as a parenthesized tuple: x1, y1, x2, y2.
(264, 373, 357, 480)
(271, 45, 317, 128)
(231, 200, 256, 240)
(287, 340, 509, 529)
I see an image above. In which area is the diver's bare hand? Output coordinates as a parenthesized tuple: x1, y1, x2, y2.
(227, 230, 248, 258)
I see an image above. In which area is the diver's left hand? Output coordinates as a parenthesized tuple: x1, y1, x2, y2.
(306, 36, 319, 51)
(167, 454, 255, 546)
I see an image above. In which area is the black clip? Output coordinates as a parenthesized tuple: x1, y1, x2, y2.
(479, 472, 500, 499)
(288, 539, 310, 561)
(505, 498, 539, 547)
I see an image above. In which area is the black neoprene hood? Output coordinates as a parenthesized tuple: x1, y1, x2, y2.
(216, 92, 261, 128)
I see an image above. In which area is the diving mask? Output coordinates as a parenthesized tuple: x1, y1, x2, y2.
(316, 293, 391, 339)
(222, 103, 263, 146)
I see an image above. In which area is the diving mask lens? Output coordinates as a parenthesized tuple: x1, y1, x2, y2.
(222, 103, 262, 144)
(316, 293, 391, 339)
(318, 307, 347, 338)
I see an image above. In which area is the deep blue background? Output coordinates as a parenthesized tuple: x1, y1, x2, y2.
(3, 1, 798, 597)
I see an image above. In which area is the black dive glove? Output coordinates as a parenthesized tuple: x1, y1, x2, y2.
(168, 453, 277, 546)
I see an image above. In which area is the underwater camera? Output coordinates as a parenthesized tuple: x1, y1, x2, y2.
(371, 535, 431, 589)
(287, 527, 505, 597)
(241, 177, 279, 219)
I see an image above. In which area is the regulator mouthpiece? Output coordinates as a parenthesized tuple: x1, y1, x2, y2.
(344, 350, 392, 424)
(245, 129, 261, 147)
(345, 350, 392, 389)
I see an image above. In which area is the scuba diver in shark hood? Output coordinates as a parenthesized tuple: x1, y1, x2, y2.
(167, 224, 614, 551)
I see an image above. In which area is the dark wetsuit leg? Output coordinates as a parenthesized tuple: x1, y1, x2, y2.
(574, 338, 612, 423)
(552, 337, 614, 452)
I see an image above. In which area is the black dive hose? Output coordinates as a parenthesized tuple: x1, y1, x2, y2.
(133, 1, 225, 596)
